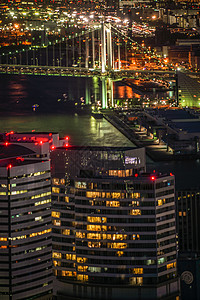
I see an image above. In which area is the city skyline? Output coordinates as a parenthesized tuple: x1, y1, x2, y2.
(1, 0, 200, 298)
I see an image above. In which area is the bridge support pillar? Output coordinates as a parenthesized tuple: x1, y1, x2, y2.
(175, 71, 179, 107)
(107, 77, 114, 107)
(92, 77, 99, 104)
(101, 77, 107, 109)
(85, 33, 89, 69)
(92, 31, 95, 69)
(101, 23, 106, 73)
(106, 23, 112, 71)
(85, 79, 90, 105)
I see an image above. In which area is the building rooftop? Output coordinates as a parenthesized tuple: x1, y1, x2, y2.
(56, 145, 138, 151)
(0, 144, 35, 160)
(157, 109, 197, 120)
(172, 121, 200, 133)
(0, 158, 48, 168)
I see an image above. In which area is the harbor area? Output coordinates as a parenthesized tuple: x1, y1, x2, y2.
(103, 108, 200, 161)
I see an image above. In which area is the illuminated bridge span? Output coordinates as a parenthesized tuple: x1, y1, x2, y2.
(0, 64, 176, 77)
(0, 23, 176, 108)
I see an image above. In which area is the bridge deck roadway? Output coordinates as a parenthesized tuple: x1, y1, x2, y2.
(0, 64, 177, 79)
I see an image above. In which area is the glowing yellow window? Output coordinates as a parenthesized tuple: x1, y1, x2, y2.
(76, 231, 85, 238)
(53, 260, 61, 267)
(0, 237, 7, 241)
(108, 243, 127, 249)
(77, 274, 88, 281)
(87, 225, 107, 231)
(52, 211, 60, 218)
(65, 196, 69, 202)
(113, 234, 127, 241)
(87, 233, 101, 239)
(62, 229, 70, 235)
(158, 199, 166, 206)
(52, 252, 62, 259)
(60, 178, 65, 185)
(130, 277, 143, 285)
(62, 270, 73, 277)
(29, 229, 51, 238)
(77, 266, 88, 272)
(88, 241, 101, 248)
(66, 254, 72, 260)
(87, 216, 107, 223)
(53, 219, 61, 226)
(167, 263, 174, 270)
(137, 277, 143, 285)
(131, 193, 140, 199)
(130, 209, 141, 215)
(132, 234, 140, 240)
(116, 251, 124, 257)
(87, 216, 101, 223)
(86, 191, 101, 198)
(52, 187, 60, 193)
(102, 233, 112, 240)
(52, 178, 59, 185)
(111, 192, 121, 199)
(87, 225, 101, 231)
(131, 201, 139, 207)
(77, 257, 87, 263)
(106, 201, 120, 207)
(132, 268, 143, 274)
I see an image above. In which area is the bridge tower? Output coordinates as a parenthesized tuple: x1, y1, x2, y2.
(101, 23, 107, 74)
(101, 22, 114, 109)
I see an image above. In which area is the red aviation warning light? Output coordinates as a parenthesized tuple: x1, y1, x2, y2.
(16, 157, 24, 162)
(135, 173, 138, 178)
(8, 164, 12, 169)
(151, 176, 156, 181)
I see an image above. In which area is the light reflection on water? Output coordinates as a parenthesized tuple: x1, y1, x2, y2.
(0, 113, 133, 147)
(0, 74, 135, 147)
(114, 85, 140, 99)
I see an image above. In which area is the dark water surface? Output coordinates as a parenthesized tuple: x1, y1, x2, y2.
(0, 113, 134, 147)
(0, 74, 133, 147)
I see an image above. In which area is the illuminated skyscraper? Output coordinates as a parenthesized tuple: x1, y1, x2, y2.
(0, 145, 52, 300)
(0, 132, 65, 300)
(51, 146, 180, 300)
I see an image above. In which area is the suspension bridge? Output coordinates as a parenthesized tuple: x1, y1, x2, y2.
(0, 22, 177, 108)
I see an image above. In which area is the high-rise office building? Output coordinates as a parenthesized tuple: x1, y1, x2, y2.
(51, 146, 180, 300)
(0, 132, 65, 300)
(0, 143, 52, 300)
